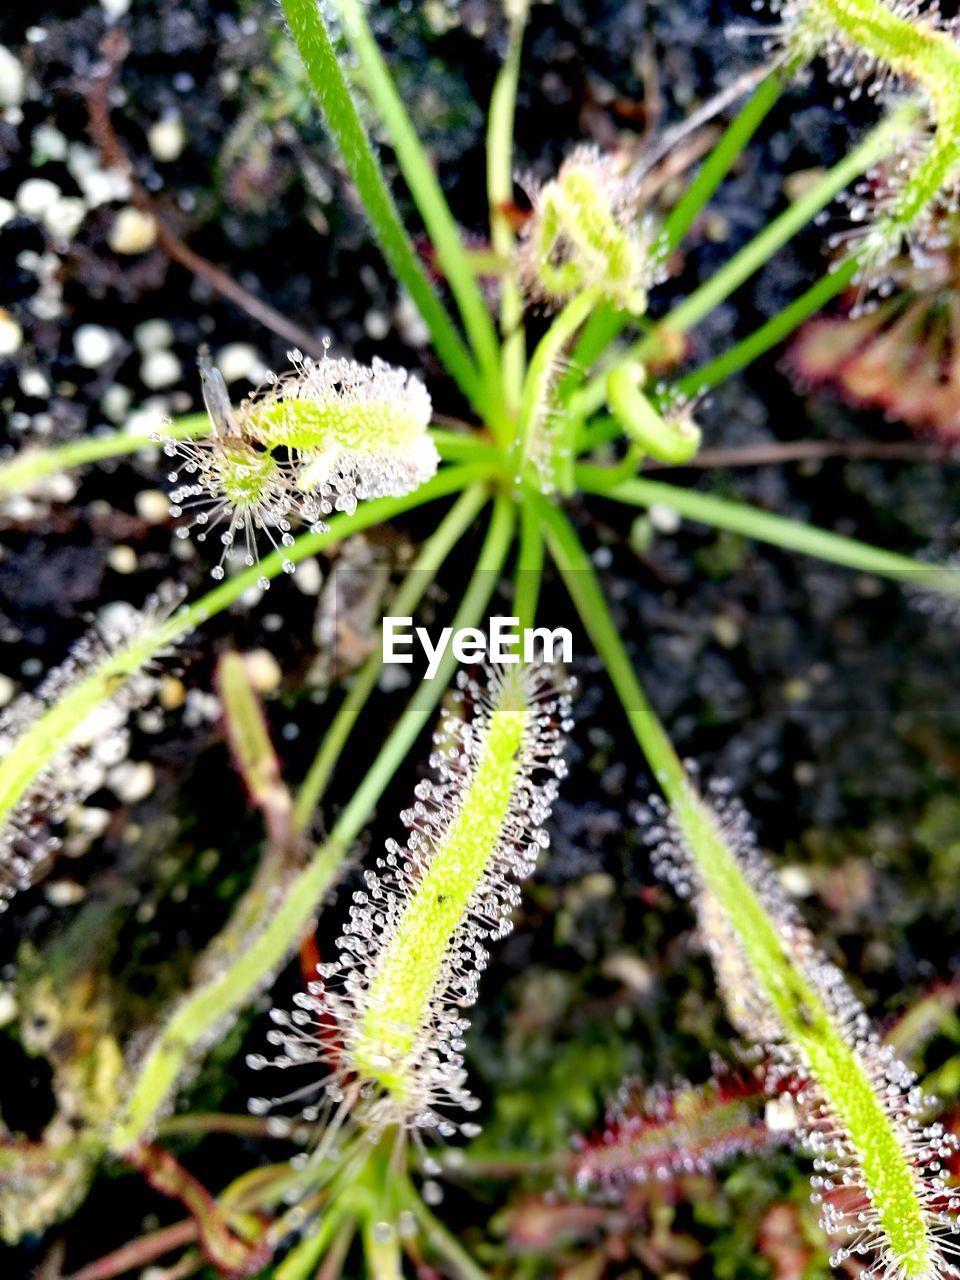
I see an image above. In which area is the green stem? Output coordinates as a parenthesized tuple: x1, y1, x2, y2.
(0, 414, 209, 495)
(573, 112, 912, 418)
(292, 485, 489, 832)
(279, 0, 483, 412)
(333, 0, 506, 431)
(487, 2, 529, 412)
(577, 467, 958, 590)
(536, 499, 686, 799)
(0, 465, 486, 900)
(662, 73, 784, 253)
(0, 417, 488, 502)
(517, 288, 599, 493)
(568, 304, 637, 377)
(403, 1187, 490, 1280)
(110, 496, 514, 1153)
(330, 495, 515, 843)
(656, 119, 903, 336)
(540, 499, 938, 1280)
(676, 255, 859, 397)
(273, 1206, 354, 1280)
(513, 494, 544, 632)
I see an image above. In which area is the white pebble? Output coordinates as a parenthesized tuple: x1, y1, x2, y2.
(0, 989, 17, 1027)
(217, 342, 266, 385)
(32, 123, 67, 161)
(779, 864, 813, 897)
(44, 473, 77, 504)
(649, 503, 681, 535)
(0, 674, 15, 708)
(19, 368, 49, 398)
(70, 807, 111, 839)
(135, 489, 170, 523)
(16, 177, 60, 219)
(294, 558, 322, 595)
(74, 324, 116, 369)
(0, 311, 23, 356)
(364, 308, 390, 340)
(245, 649, 282, 693)
(108, 545, 138, 574)
(45, 880, 86, 907)
(147, 114, 186, 163)
(109, 760, 156, 803)
(43, 196, 86, 242)
(76, 165, 131, 208)
(0, 46, 25, 109)
(396, 290, 430, 347)
(101, 383, 132, 421)
(141, 349, 181, 390)
(0, 197, 15, 227)
(108, 207, 158, 255)
(134, 318, 174, 352)
(100, 0, 131, 18)
(124, 399, 169, 436)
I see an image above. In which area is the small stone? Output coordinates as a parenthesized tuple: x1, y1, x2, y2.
(364, 308, 390, 340)
(217, 342, 266, 385)
(649, 503, 681, 534)
(147, 114, 186, 162)
(0, 46, 25, 109)
(133, 318, 174, 352)
(141, 349, 181, 390)
(45, 880, 86, 907)
(601, 952, 654, 994)
(101, 383, 132, 421)
(784, 167, 826, 202)
(19, 367, 49, 398)
(100, 0, 131, 18)
(70, 807, 111, 839)
(74, 324, 116, 369)
(135, 489, 170, 523)
(109, 206, 158, 255)
(75, 164, 130, 207)
(293, 558, 322, 595)
(125, 399, 169, 435)
(159, 676, 186, 710)
(781, 676, 811, 703)
(0, 197, 15, 226)
(244, 649, 282, 693)
(711, 614, 741, 649)
(32, 123, 67, 161)
(0, 311, 23, 357)
(0, 989, 17, 1027)
(43, 196, 85, 242)
(0, 675, 15, 708)
(108, 545, 137, 574)
(16, 177, 60, 219)
(396, 291, 430, 347)
(109, 760, 156, 803)
(779, 864, 813, 897)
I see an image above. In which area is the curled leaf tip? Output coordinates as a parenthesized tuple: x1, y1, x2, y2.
(517, 146, 661, 313)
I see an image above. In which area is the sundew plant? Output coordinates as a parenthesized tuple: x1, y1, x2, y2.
(4, 0, 960, 1276)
